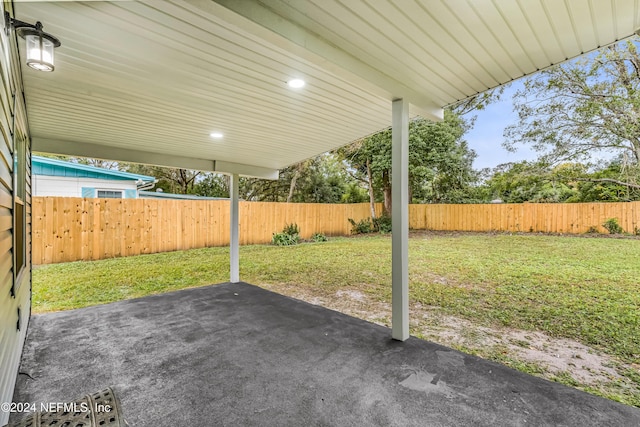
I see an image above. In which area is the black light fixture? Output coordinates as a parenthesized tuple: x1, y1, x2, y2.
(5, 12, 61, 72)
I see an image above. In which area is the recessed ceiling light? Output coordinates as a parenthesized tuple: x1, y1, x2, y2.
(287, 78, 305, 88)
(210, 132, 224, 139)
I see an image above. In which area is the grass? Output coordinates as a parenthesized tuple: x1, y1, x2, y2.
(33, 232, 640, 406)
(407, 234, 640, 363)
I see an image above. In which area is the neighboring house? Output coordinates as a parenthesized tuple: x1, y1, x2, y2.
(32, 156, 156, 199)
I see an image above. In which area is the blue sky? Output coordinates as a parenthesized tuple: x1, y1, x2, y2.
(464, 81, 539, 170)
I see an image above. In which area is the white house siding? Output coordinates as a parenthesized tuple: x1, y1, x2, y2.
(0, 3, 33, 425)
(33, 176, 139, 198)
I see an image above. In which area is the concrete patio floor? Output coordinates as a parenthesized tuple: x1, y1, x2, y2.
(10, 282, 640, 426)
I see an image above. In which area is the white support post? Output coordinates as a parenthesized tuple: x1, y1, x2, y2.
(391, 98, 409, 341)
(230, 173, 240, 283)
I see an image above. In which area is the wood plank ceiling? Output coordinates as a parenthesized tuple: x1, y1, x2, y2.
(14, 0, 640, 176)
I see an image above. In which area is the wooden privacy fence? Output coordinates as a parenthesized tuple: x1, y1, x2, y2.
(409, 201, 640, 234)
(32, 197, 377, 264)
(33, 197, 640, 264)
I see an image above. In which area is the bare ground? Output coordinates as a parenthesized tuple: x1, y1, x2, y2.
(260, 282, 632, 392)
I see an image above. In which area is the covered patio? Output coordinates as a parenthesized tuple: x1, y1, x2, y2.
(11, 282, 640, 426)
(4, 0, 640, 425)
(16, 0, 640, 342)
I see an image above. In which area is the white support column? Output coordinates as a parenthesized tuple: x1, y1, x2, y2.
(391, 98, 409, 341)
(230, 173, 240, 283)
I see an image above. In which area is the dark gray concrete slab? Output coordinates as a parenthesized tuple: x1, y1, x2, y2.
(9, 282, 640, 427)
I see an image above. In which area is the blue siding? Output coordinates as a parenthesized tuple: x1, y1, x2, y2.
(124, 189, 137, 199)
(81, 187, 95, 198)
(33, 162, 130, 180)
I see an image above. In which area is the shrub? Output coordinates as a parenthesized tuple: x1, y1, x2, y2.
(271, 223, 301, 246)
(373, 214, 392, 233)
(602, 218, 624, 234)
(585, 226, 600, 234)
(311, 232, 328, 242)
(272, 232, 299, 246)
(348, 217, 375, 234)
(349, 215, 392, 234)
(282, 223, 300, 236)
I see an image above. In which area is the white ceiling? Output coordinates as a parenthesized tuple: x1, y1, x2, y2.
(14, 0, 640, 177)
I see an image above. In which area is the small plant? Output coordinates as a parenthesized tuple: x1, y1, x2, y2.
(373, 214, 392, 233)
(349, 215, 393, 234)
(348, 217, 374, 234)
(585, 226, 600, 234)
(602, 218, 624, 234)
(282, 223, 300, 236)
(271, 232, 298, 246)
(271, 223, 301, 246)
(635, 226, 640, 236)
(311, 232, 328, 243)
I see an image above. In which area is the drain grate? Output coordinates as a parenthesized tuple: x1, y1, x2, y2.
(7, 387, 126, 427)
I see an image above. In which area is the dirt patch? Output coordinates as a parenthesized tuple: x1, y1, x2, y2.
(409, 272, 484, 291)
(335, 290, 367, 302)
(418, 312, 622, 384)
(260, 282, 626, 387)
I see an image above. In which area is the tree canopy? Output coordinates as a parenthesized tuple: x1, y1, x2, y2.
(483, 158, 640, 203)
(338, 109, 481, 216)
(504, 39, 640, 191)
(225, 154, 366, 204)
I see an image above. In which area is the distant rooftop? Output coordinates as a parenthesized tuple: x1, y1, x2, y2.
(32, 155, 156, 183)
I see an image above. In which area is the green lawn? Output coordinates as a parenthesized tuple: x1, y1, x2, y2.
(33, 232, 640, 406)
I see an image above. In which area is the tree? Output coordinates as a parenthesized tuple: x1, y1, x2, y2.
(123, 164, 200, 194)
(567, 159, 640, 202)
(337, 137, 382, 217)
(484, 161, 578, 203)
(286, 159, 312, 202)
(408, 113, 478, 204)
(193, 173, 229, 197)
(35, 154, 119, 170)
(341, 181, 369, 204)
(482, 159, 640, 203)
(339, 110, 480, 216)
(505, 39, 640, 190)
(236, 154, 362, 203)
(286, 155, 349, 203)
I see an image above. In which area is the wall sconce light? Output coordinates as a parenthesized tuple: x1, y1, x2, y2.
(4, 12, 61, 72)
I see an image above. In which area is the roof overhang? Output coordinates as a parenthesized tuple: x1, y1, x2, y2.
(14, 0, 640, 178)
(32, 154, 157, 182)
(32, 138, 280, 180)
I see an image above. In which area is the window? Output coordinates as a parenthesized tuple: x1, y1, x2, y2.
(12, 117, 27, 292)
(97, 190, 123, 199)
